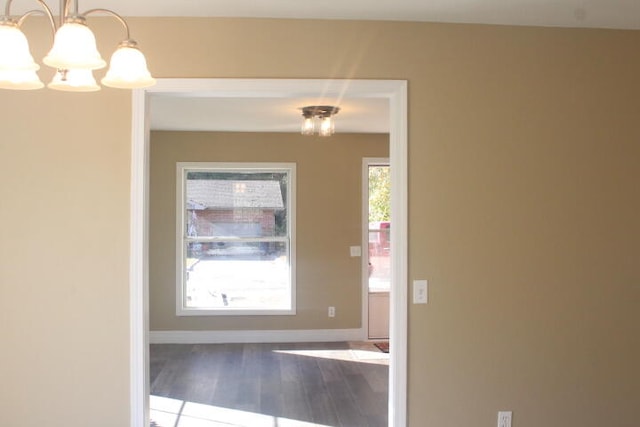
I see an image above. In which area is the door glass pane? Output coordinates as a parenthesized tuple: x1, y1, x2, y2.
(368, 224, 391, 291)
(368, 165, 391, 292)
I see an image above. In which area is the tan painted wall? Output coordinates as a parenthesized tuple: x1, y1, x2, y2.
(1, 17, 639, 427)
(149, 131, 389, 331)
(0, 89, 131, 424)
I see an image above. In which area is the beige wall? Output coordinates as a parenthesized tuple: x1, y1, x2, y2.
(1, 17, 639, 427)
(0, 90, 131, 424)
(149, 131, 389, 331)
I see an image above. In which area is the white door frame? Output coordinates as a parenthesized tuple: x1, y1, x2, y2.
(129, 78, 408, 427)
(362, 157, 391, 340)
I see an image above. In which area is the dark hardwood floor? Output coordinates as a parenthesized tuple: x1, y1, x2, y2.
(150, 342, 389, 427)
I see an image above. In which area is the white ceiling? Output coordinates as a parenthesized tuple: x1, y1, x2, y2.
(90, 0, 636, 133)
(150, 96, 389, 134)
(39, 0, 640, 30)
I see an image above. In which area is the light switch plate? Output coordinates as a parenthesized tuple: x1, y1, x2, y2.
(349, 246, 361, 257)
(413, 280, 428, 304)
(498, 411, 512, 427)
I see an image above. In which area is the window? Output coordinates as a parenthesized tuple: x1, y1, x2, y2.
(176, 162, 296, 315)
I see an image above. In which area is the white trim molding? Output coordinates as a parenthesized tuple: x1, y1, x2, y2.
(130, 78, 408, 427)
(388, 79, 408, 427)
(130, 87, 150, 427)
(150, 329, 365, 344)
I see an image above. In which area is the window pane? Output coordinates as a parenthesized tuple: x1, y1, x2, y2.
(185, 241, 290, 310)
(186, 171, 288, 238)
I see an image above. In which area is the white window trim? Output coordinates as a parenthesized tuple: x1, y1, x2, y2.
(175, 161, 297, 316)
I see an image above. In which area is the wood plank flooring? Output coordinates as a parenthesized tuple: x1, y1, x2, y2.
(150, 342, 389, 427)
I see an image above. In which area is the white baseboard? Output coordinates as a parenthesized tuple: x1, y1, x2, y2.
(150, 328, 365, 344)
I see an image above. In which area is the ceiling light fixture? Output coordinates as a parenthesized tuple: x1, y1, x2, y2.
(300, 105, 340, 137)
(0, 0, 155, 91)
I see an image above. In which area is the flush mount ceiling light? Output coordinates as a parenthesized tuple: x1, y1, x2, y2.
(0, 0, 155, 91)
(300, 105, 340, 137)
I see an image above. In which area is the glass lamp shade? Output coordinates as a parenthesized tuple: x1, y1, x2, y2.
(318, 116, 335, 137)
(0, 69, 44, 90)
(301, 116, 315, 135)
(48, 69, 100, 92)
(101, 44, 156, 89)
(43, 22, 106, 70)
(0, 23, 39, 71)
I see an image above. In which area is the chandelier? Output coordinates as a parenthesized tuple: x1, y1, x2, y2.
(300, 105, 340, 137)
(0, 0, 155, 91)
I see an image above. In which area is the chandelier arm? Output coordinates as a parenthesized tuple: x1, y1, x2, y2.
(17, 9, 56, 38)
(4, 0, 14, 17)
(4, 0, 53, 21)
(82, 8, 130, 40)
(4, 0, 57, 36)
(61, 0, 76, 19)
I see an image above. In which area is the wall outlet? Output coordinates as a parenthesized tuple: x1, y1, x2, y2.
(498, 411, 512, 427)
(328, 306, 336, 317)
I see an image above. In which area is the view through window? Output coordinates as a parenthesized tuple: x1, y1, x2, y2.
(177, 163, 295, 315)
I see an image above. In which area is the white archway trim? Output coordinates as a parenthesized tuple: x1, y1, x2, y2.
(130, 78, 408, 427)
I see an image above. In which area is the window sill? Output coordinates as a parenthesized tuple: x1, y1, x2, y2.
(177, 308, 296, 316)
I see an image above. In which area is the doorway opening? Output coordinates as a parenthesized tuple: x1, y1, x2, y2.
(130, 78, 408, 427)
